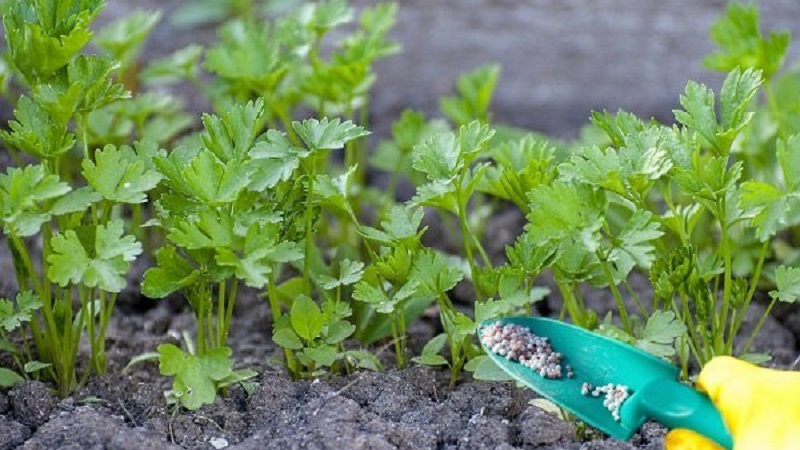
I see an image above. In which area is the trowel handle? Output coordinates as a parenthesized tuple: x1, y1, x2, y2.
(622, 379, 734, 450)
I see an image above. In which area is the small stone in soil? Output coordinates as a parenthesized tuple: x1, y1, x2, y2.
(480, 322, 565, 379)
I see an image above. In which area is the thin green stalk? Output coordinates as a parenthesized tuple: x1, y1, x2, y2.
(217, 281, 226, 349)
(596, 253, 632, 334)
(556, 279, 585, 327)
(303, 160, 317, 296)
(716, 219, 733, 354)
(741, 297, 779, 355)
(671, 295, 703, 368)
(95, 291, 117, 375)
(9, 234, 43, 297)
(622, 277, 648, 317)
(267, 269, 298, 377)
(389, 314, 404, 369)
(456, 188, 481, 300)
(727, 241, 769, 352)
(194, 288, 207, 355)
(83, 286, 97, 373)
(223, 280, 238, 346)
(397, 311, 407, 368)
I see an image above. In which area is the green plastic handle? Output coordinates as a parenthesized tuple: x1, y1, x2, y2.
(621, 379, 733, 450)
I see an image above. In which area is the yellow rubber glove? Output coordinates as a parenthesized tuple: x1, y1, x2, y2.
(664, 356, 800, 450)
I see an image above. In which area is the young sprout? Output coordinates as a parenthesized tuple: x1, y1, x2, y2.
(480, 322, 565, 379)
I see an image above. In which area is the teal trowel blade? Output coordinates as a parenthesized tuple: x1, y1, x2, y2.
(478, 317, 732, 449)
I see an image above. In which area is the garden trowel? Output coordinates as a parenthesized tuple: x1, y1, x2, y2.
(478, 316, 733, 449)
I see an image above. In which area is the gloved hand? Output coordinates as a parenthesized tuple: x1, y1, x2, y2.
(664, 356, 800, 450)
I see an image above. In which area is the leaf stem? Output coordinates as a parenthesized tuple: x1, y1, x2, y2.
(303, 161, 317, 296)
(597, 252, 632, 334)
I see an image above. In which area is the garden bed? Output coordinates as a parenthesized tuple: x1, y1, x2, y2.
(2, 0, 800, 449)
(0, 248, 796, 449)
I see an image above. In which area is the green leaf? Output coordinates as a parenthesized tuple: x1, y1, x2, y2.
(358, 205, 424, 245)
(0, 96, 75, 159)
(415, 354, 449, 367)
(169, 208, 235, 249)
(307, 0, 353, 32)
(273, 327, 303, 350)
(770, 266, 800, 303)
(740, 181, 787, 241)
(48, 220, 142, 292)
(674, 81, 718, 150)
(526, 181, 604, 249)
(3, 0, 103, 81)
(292, 117, 369, 150)
(217, 223, 302, 288)
(779, 136, 800, 192)
(635, 310, 686, 358)
(704, 2, 789, 80)
(205, 20, 285, 95)
(216, 369, 258, 389)
(325, 320, 355, 344)
(157, 344, 234, 410)
(440, 64, 500, 125)
(303, 345, 338, 367)
(312, 166, 356, 217)
(96, 10, 161, 66)
(141, 45, 204, 85)
(201, 99, 265, 162)
(82, 144, 162, 203)
(610, 210, 664, 270)
(142, 246, 200, 298)
(182, 150, 251, 205)
(467, 355, 515, 381)
(480, 135, 555, 210)
(0, 164, 71, 236)
(319, 259, 365, 290)
(352, 281, 392, 312)
(590, 110, 647, 148)
(23, 360, 51, 373)
(413, 334, 449, 366)
(0, 291, 42, 332)
(719, 67, 761, 132)
(50, 187, 102, 216)
(421, 333, 447, 356)
(410, 250, 463, 298)
(248, 130, 304, 190)
(70, 55, 129, 112)
(412, 132, 461, 181)
(0, 368, 23, 388)
(343, 350, 382, 371)
(290, 295, 324, 341)
(560, 146, 625, 194)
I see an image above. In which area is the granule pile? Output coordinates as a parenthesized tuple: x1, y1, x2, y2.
(581, 382, 630, 422)
(479, 322, 569, 379)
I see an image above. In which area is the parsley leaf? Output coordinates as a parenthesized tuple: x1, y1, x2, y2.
(319, 259, 364, 290)
(0, 165, 71, 236)
(157, 344, 234, 410)
(770, 265, 800, 303)
(47, 220, 142, 292)
(292, 117, 369, 150)
(0, 291, 42, 332)
(82, 144, 162, 204)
